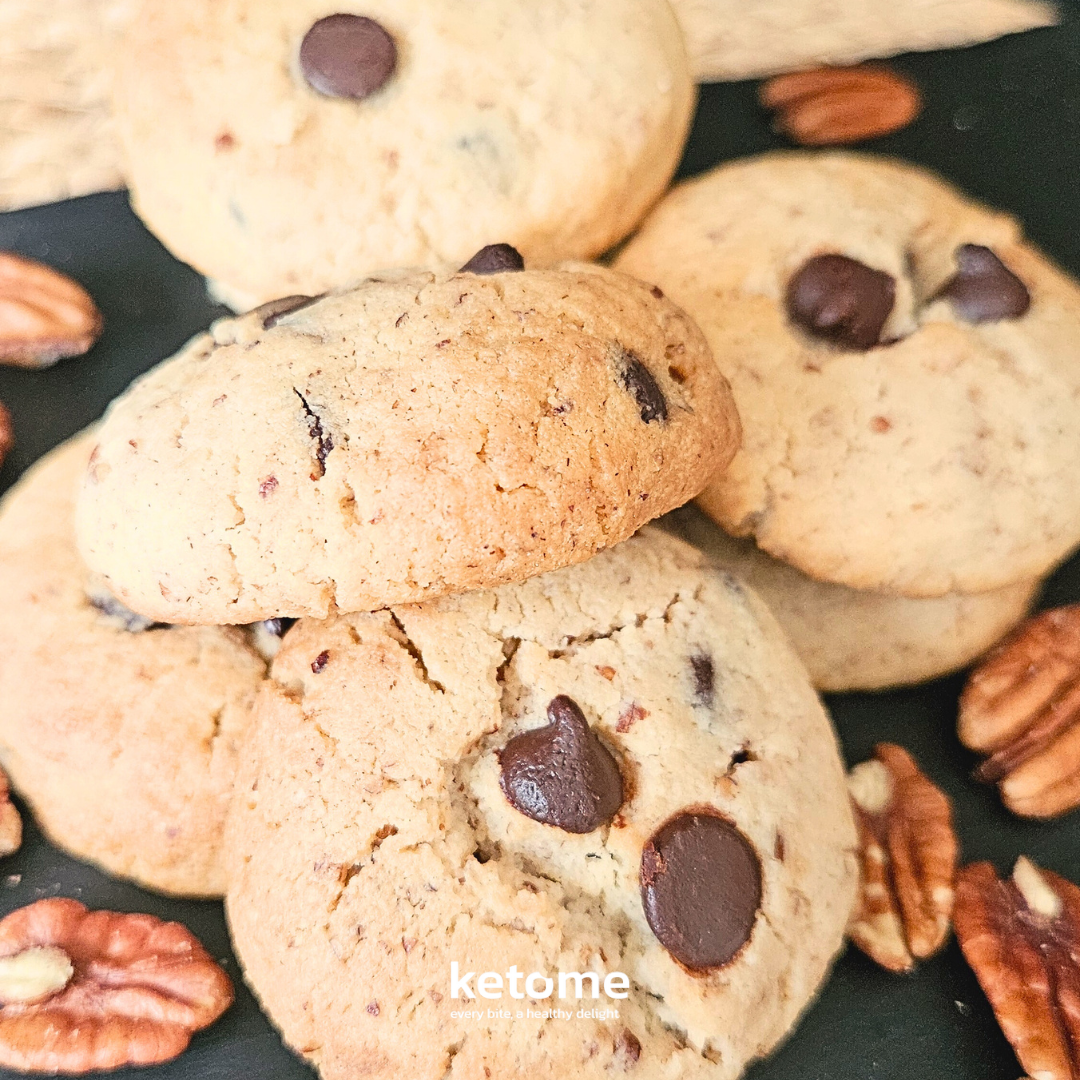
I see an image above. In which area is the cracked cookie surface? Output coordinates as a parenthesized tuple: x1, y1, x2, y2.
(224, 528, 857, 1080)
(0, 432, 267, 896)
(616, 152, 1080, 598)
(663, 505, 1039, 692)
(112, 0, 693, 305)
(75, 262, 738, 624)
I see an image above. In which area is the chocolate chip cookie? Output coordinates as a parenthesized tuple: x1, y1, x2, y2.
(76, 260, 739, 624)
(616, 152, 1080, 598)
(112, 0, 694, 306)
(671, 0, 1055, 82)
(664, 505, 1039, 692)
(224, 528, 858, 1080)
(0, 432, 268, 896)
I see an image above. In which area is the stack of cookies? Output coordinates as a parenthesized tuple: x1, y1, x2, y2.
(56, 250, 856, 1080)
(619, 151, 1080, 691)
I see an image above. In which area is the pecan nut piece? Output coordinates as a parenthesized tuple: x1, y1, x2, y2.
(0, 765, 21, 858)
(961, 605, 1080, 818)
(0, 252, 103, 369)
(847, 743, 958, 972)
(955, 858, 1080, 1080)
(760, 65, 922, 146)
(0, 898, 233, 1073)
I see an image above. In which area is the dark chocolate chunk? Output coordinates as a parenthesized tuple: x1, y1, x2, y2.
(255, 294, 322, 330)
(640, 810, 762, 971)
(459, 244, 525, 275)
(786, 253, 895, 350)
(937, 244, 1031, 323)
(299, 15, 397, 100)
(311, 649, 330, 674)
(498, 695, 624, 834)
(690, 653, 714, 708)
(616, 348, 667, 423)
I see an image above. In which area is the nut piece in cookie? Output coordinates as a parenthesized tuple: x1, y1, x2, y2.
(954, 858, 1080, 1080)
(961, 604, 1080, 818)
(0, 898, 232, 1073)
(112, 0, 693, 304)
(224, 529, 858, 1080)
(616, 152, 1080, 598)
(77, 264, 739, 623)
(847, 744, 957, 973)
(0, 253, 102, 368)
(760, 65, 922, 146)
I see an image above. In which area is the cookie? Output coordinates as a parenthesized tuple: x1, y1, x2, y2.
(224, 528, 858, 1080)
(0, 0, 136, 210)
(616, 152, 1080, 598)
(0, 431, 269, 897)
(75, 261, 739, 624)
(671, 0, 1056, 83)
(112, 0, 694, 306)
(664, 504, 1039, 691)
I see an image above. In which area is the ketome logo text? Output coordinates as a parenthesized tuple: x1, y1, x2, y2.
(450, 962, 629, 1000)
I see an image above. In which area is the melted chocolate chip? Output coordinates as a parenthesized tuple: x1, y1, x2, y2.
(937, 244, 1031, 323)
(294, 389, 334, 479)
(459, 244, 525, 275)
(786, 254, 895, 350)
(616, 349, 667, 423)
(690, 653, 714, 708)
(299, 15, 397, 100)
(640, 810, 761, 971)
(498, 695, 624, 834)
(255, 294, 323, 330)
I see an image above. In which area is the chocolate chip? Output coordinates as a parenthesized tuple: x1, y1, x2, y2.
(299, 15, 397, 100)
(690, 653, 714, 708)
(937, 244, 1031, 323)
(640, 810, 761, 971)
(498, 695, 624, 834)
(311, 650, 330, 674)
(255, 294, 322, 330)
(616, 348, 667, 424)
(294, 389, 334, 479)
(786, 253, 895, 350)
(459, 244, 525, 275)
(613, 1028, 642, 1066)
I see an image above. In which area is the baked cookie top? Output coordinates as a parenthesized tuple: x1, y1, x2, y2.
(224, 528, 857, 1080)
(616, 152, 1080, 598)
(0, 432, 268, 897)
(112, 0, 694, 305)
(663, 505, 1038, 693)
(76, 260, 739, 624)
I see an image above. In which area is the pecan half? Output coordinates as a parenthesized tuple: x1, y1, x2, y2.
(960, 605, 1080, 818)
(0, 898, 233, 1073)
(847, 743, 958, 972)
(0, 766, 21, 858)
(0, 253, 102, 369)
(760, 65, 922, 146)
(955, 858, 1080, 1080)
(0, 401, 11, 471)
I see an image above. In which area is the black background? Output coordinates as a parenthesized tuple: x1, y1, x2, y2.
(1, 7, 1079, 1077)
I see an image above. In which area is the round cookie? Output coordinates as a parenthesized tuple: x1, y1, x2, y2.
(76, 260, 739, 624)
(663, 505, 1039, 692)
(224, 528, 858, 1080)
(615, 152, 1080, 598)
(0, 431, 269, 897)
(112, 0, 694, 306)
